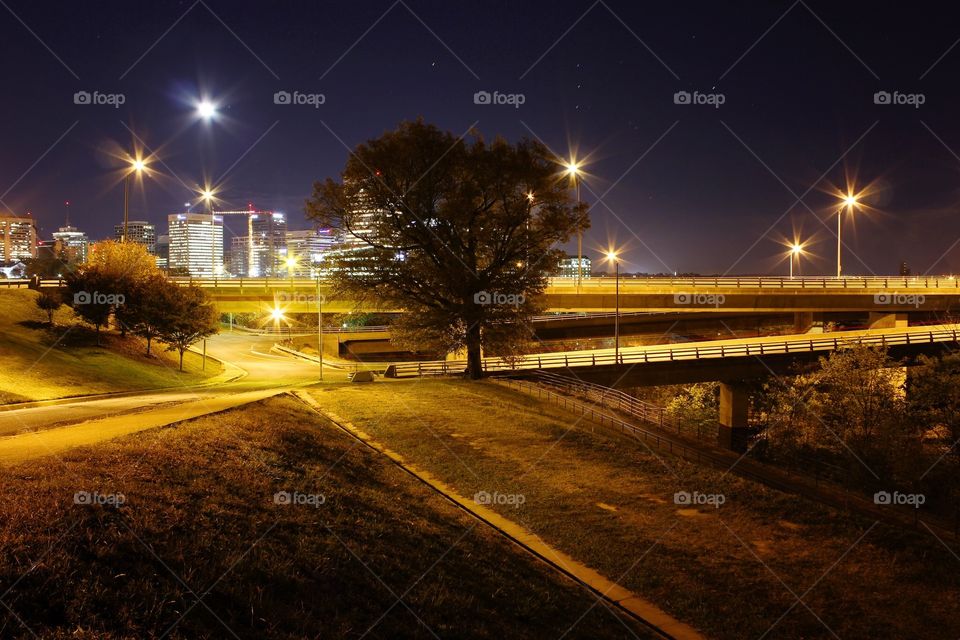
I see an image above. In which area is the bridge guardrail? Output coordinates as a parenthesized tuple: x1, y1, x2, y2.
(171, 275, 960, 290)
(384, 327, 960, 378)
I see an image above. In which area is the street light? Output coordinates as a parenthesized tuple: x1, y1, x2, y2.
(196, 100, 217, 122)
(122, 156, 147, 243)
(603, 249, 621, 362)
(566, 160, 584, 292)
(789, 242, 803, 279)
(198, 187, 218, 279)
(836, 194, 858, 278)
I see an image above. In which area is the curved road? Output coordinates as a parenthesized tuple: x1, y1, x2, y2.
(0, 332, 326, 436)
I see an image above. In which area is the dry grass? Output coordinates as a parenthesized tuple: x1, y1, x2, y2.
(0, 289, 221, 403)
(308, 379, 960, 640)
(0, 394, 653, 639)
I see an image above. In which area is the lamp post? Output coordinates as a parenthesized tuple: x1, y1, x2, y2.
(200, 189, 216, 280)
(122, 158, 146, 243)
(566, 161, 583, 291)
(605, 250, 621, 362)
(790, 243, 802, 279)
(316, 255, 325, 381)
(836, 194, 857, 278)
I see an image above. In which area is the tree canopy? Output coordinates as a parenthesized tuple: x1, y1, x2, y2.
(306, 119, 587, 378)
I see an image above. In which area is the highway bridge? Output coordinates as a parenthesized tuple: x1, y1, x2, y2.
(177, 275, 960, 315)
(383, 323, 960, 450)
(16, 275, 960, 315)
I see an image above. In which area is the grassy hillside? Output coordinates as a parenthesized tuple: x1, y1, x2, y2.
(0, 395, 651, 639)
(0, 289, 221, 403)
(308, 379, 960, 640)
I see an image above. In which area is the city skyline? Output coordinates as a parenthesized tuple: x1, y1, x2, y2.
(4, 1, 960, 277)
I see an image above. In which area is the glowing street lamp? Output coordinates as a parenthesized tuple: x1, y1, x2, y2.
(122, 156, 148, 243)
(836, 193, 858, 278)
(197, 187, 219, 279)
(566, 160, 585, 292)
(789, 242, 804, 279)
(196, 99, 217, 122)
(603, 249, 621, 362)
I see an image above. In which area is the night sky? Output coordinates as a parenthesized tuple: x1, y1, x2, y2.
(3, 1, 960, 276)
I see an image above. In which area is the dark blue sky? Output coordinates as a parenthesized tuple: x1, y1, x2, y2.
(3, 0, 960, 276)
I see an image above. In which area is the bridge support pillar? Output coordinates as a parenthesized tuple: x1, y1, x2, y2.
(868, 312, 909, 329)
(718, 382, 750, 452)
(793, 312, 819, 333)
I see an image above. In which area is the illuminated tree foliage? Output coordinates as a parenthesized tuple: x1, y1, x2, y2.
(306, 120, 586, 378)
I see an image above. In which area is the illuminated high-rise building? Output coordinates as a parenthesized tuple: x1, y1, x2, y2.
(248, 211, 287, 277)
(284, 228, 337, 277)
(51, 224, 89, 264)
(0, 214, 38, 262)
(114, 221, 156, 254)
(167, 212, 223, 277)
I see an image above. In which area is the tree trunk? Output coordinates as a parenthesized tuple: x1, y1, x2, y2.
(96, 323, 101, 346)
(178, 348, 184, 371)
(466, 323, 483, 380)
(146, 335, 151, 356)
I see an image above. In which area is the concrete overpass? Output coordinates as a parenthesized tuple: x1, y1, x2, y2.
(166, 275, 960, 315)
(383, 324, 960, 451)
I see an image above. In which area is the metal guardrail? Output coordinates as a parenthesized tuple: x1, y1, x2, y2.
(170, 275, 960, 290)
(385, 326, 960, 378)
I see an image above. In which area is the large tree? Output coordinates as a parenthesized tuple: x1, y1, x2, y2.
(306, 120, 586, 378)
(159, 284, 220, 371)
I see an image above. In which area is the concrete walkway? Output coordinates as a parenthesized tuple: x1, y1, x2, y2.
(0, 388, 283, 466)
(293, 390, 705, 640)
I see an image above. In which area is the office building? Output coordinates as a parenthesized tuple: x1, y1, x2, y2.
(167, 212, 223, 277)
(51, 224, 89, 264)
(557, 255, 591, 279)
(284, 228, 337, 277)
(0, 215, 38, 262)
(114, 221, 157, 254)
(155, 235, 169, 270)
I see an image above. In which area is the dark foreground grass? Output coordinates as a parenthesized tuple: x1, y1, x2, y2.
(0, 394, 653, 639)
(309, 379, 960, 640)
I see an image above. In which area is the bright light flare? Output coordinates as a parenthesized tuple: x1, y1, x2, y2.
(270, 307, 285, 321)
(196, 100, 217, 121)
